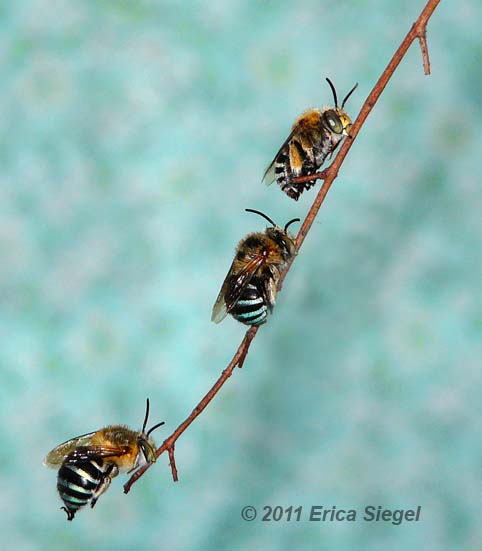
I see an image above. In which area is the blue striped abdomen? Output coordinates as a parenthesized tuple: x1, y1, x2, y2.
(231, 283, 268, 326)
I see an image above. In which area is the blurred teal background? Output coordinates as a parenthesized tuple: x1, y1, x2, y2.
(1, 1, 480, 550)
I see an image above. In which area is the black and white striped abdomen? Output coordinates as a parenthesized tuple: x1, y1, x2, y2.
(231, 283, 268, 326)
(273, 128, 342, 200)
(57, 458, 108, 520)
(274, 142, 320, 200)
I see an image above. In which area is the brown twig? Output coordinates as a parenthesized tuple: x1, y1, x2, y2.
(168, 446, 178, 482)
(418, 31, 431, 75)
(124, 327, 258, 492)
(124, 0, 440, 494)
(291, 169, 328, 186)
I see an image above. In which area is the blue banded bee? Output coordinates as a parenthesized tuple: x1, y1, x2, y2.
(43, 399, 164, 521)
(263, 78, 358, 200)
(211, 209, 299, 326)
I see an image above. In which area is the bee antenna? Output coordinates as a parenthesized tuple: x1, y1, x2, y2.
(284, 218, 301, 233)
(326, 77, 338, 108)
(142, 398, 150, 434)
(341, 82, 359, 109)
(245, 208, 277, 227)
(147, 421, 165, 437)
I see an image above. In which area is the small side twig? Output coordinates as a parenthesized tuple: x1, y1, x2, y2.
(417, 30, 431, 75)
(168, 446, 178, 482)
(124, 0, 441, 494)
(124, 327, 258, 493)
(291, 168, 328, 186)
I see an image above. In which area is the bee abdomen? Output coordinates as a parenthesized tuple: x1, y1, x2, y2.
(275, 148, 318, 201)
(275, 129, 338, 200)
(57, 458, 107, 521)
(231, 283, 268, 326)
(274, 152, 289, 188)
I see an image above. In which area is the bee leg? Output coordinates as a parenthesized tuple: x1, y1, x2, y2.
(90, 465, 119, 509)
(61, 506, 76, 521)
(285, 186, 301, 200)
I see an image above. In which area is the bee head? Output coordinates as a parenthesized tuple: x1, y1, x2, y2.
(268, 228, 296, 260)
(136, 398, 164, 467)
(324, 78, 358, 136)
(322, 109, 352, 136)
(245, 209, 299, 260)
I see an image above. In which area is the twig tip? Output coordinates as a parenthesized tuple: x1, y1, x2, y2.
(417, 30, 431, 75)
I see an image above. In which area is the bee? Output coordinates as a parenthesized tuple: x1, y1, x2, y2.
(211, 209, 299, 326)
(43, 399, 164, 521)
(263, 78, 358, 200)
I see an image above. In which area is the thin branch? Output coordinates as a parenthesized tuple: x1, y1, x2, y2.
(168, 446, 178, 482)
(124, 0, 440, 494)
(291, 169, 328, 186)
(418, 32, 431, 75)
(124, 327, 258, 492)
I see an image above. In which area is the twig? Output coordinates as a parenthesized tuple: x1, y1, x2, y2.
(418, 31, 431, 75)
(291, 169, 328, 186)
(168, 446, 178, 482)
(124, 0, 440, 494)
(124, 327, 258, 492)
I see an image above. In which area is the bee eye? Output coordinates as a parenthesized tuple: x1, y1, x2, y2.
(323, 111, 343, 134)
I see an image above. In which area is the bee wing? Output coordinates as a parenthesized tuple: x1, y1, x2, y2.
(211, 256, 265, 323)
(62, 445, 129, 464)
(43, 431, 98, 467)
(262, 127, 298, 186)
(211, 279, 230, 324)
(264, 268, 279, 312)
